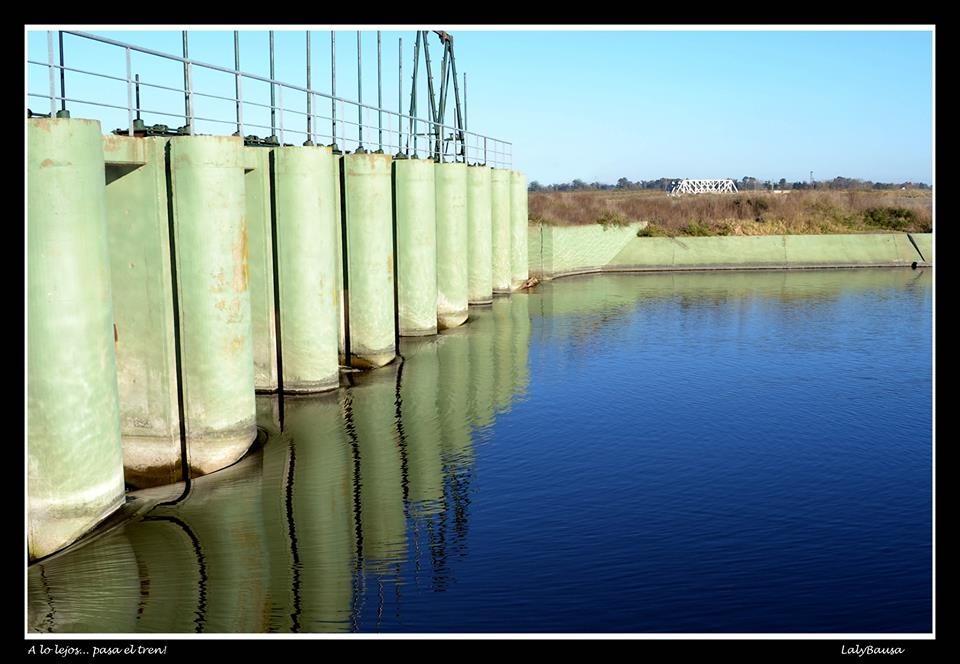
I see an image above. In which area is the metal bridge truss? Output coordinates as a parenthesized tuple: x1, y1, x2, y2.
(670, 179, 739, 195)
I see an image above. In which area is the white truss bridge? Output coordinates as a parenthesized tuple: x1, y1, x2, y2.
(670, 179, 739, 195)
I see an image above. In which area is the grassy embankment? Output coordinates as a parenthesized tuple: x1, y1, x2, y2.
(528, 189, 933, 236)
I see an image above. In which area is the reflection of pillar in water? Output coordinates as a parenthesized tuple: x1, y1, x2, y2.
(436, 328, 474, 467)
(28, 532, 140, 633)
(123, 519, 207, 632)
(465, 305, 497, 431)
(398, 337, 445, 515)
(492, 296, 515, 414)
(259, 404, 297, 631)
(510, 293, 532, 400)
(348, 366, 407, 574)
(436, 327, 474, 560)
(284, 394, 356, 632)
(157, 450, 270, 632)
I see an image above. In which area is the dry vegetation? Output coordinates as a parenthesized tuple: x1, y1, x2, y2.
(528, 189, 933, 236)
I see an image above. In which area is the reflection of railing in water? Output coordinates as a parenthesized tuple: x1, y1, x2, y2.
(27, 300, 532, 633)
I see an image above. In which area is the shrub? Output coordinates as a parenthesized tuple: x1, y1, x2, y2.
(636, 223, 669, 237)
(863, 207, 918, 231)
(681, 220, 713, 236)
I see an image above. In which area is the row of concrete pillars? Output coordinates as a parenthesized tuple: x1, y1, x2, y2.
(26, 117, 528, 561)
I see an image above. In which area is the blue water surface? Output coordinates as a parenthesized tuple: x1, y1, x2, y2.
(28, 268, 932, 634)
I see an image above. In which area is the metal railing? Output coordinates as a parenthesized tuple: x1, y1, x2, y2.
(26, 30, 513, 169)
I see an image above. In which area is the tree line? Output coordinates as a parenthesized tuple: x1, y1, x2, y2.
(528, 176, 931, 192)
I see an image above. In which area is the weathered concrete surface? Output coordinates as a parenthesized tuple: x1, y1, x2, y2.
(243, 146, 279, 392)
(28, 118, 125, 561)
(168, 135, 257, 477)
(102, 135, 181, 488)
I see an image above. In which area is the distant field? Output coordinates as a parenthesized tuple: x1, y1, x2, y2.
(528, 189, 933, 236)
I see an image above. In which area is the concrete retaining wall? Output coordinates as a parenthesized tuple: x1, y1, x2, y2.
(529, 222, 932, 278)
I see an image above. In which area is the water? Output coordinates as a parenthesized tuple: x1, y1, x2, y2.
(27, 268, 933, 634)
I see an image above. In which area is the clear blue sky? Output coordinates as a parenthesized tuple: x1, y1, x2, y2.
(25, 26, 934, 185)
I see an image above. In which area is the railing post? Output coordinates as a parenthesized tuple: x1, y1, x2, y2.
(182, 31, 193, 134)
(125, 47, 133, 136)
(305, 30, 314, 146)
(234, 31, 241, 136)
(47, 31, 56, 117)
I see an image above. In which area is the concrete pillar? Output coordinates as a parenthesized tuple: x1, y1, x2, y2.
(342, 152, 396, 368)
(510, 170, 529, 289)
(243, 146, 279, 392)
(27, 118, 125, 561)
(168, 135, 256, 477)
(436, 161, 469, 328)
(274, 146, 340, 392)
(467, 164, 493, 305)
(102, 135, 180, 488)
(490, 168, 512, 293)
(394, 158, 437, 336)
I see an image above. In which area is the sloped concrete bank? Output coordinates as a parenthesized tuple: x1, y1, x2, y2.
(528, 222, 932, 279)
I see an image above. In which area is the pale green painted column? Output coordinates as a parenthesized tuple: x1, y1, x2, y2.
(168, 136, 256, 477)
(27, 118, 125, 561)
(394, 158, 437, 336)
(274, 146, 340, 392)
(244, 146, 279, 392)
(436, 161, 469, 328)
(342, 152, 397, 368)
(510, 170, 529, 289)
(467, 164, 493, 304)
(491, 168, 512, 293)
(102, 135, 181, 489)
